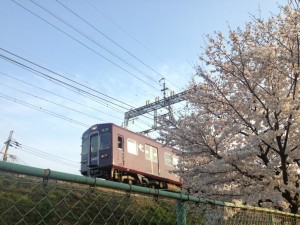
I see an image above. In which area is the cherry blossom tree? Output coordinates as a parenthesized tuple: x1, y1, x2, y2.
(160, 1, 300, 213)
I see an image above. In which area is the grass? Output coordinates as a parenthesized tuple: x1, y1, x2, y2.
(0, 172, 180, 225)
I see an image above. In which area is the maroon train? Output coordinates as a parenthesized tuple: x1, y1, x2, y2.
(80, 123, 182, 190)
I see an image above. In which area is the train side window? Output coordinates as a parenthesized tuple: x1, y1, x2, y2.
(145, 144, 158, 162)
(164, 153, 172, 166)
(127, 138, 138, 155)
(152, 147, 158, 162)
(118, 136, 123, 150)
(145, 145, 151, 160)
(165, 153, 179, 166)
(90, 134, 99, 153)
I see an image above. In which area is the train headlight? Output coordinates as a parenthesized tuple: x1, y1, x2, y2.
(100, 154, 108, 159)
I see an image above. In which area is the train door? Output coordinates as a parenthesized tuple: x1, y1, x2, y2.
(117, 135, 124, 165)
(145, 144, 159, 175)
(89, 132, 99, 167)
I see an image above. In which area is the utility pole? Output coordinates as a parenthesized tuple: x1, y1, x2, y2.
(3, 130, 13, 162)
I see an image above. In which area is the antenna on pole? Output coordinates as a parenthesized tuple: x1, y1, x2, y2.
(159, 78, 168, 107)
(2, 130, 13, 162)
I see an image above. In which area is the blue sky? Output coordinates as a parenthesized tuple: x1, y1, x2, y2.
(0, 0, 286, 174)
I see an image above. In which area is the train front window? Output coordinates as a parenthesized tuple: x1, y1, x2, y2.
(90, 134, 99, 153)
(100, 133, 111, 150)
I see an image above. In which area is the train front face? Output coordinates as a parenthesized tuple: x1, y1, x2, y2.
(80, 124, 112, 177)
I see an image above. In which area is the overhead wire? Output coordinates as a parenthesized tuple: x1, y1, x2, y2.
(0, 82, 109, 122)
(30, 0, 161, 89)
(56, 0, 169, 84)
(11, 139, 80, 169)
(0, 91, 91, 128)
(85, 0, 187, 91)
(0, 71, 123, 121)
(0, 53, 130, 111)
(10, 0, 161, 93)
(0, 52, 178, 132)
(76, 0, 188, 111)
(5, 1, 174, 132)
(0, 3, 162, 103)
(0, 51, 155, 126)
(0, 78, 148, 128)
(0, 47, 133, 109)
(13, 131, 40, 144)
(0, 62, 150, 130)
(0, 79, 150, 129)
(1, 132, 79, 169)
(34, 0, 161, 87)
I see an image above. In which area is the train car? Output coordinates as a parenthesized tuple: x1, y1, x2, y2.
(80, 123, 182, 190)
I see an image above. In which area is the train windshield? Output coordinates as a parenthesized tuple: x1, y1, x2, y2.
(89, 132, 111, 152)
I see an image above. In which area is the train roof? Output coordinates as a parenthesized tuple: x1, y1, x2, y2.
(82, 123, 181, 152)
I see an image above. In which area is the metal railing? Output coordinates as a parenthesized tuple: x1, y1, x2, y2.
(0, 161, 299, 225)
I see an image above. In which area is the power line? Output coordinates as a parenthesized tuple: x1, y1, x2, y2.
(13, 132, 39, 145)
(11, 140, 79, 169)
(0, 47, 133, 109)
(10, 0, 161, 92)
(85, 0, 186, 91)
(56, 0, 168, 84)
(4, 1, 177, 132)
(0, 81, 153, 130)
(0, 50, 156, 127)
(0, 82, 110, 122)
(0, 91, 91, 128)
(34, 0, 161, 86)
(0, 70, 153, 128)
(0, 52, 130, 111)
(0, 71, 124, 121)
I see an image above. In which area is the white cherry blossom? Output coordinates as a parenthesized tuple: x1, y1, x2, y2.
(160, 0, 300, 213)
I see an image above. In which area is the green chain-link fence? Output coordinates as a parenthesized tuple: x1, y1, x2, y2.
(0, 161, 299, 225)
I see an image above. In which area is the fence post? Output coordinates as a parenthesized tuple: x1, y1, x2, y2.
(177, 200, 186, 225)
(268, 213, 274, 225)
